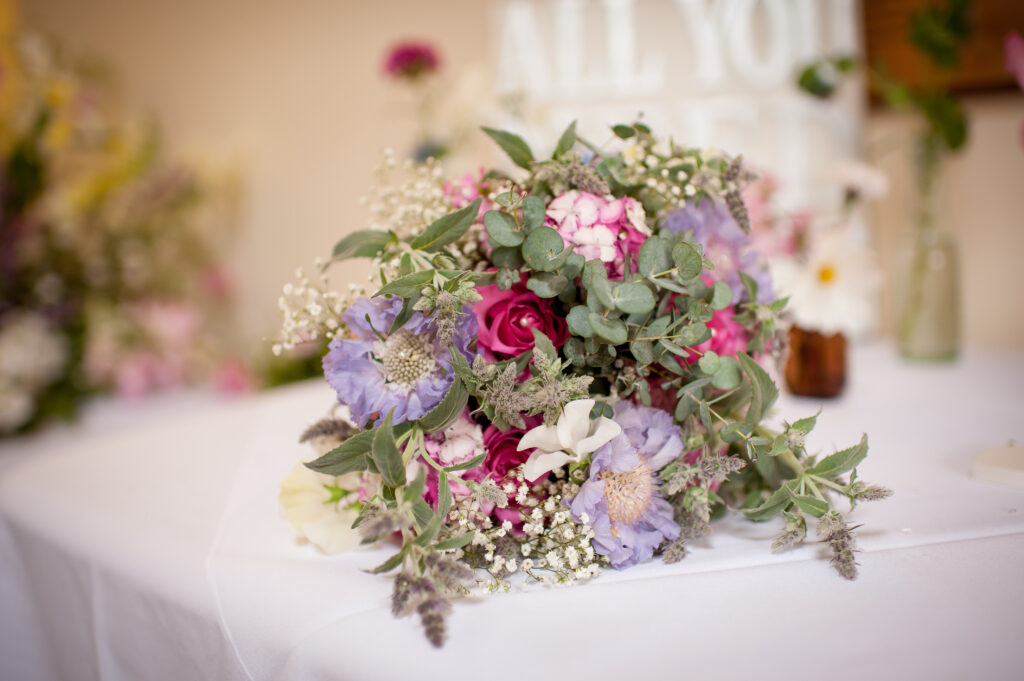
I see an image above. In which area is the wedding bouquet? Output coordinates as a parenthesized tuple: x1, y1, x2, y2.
(0, 24, 243, 434)
(278, 122, 890, 646)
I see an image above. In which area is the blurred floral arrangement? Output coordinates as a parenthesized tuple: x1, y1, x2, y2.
(1008, 31, 1024, 146)
(0, 12, 247, 435)
(275, 121, 890, 647)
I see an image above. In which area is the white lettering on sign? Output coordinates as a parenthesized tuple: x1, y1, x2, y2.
(491, 0, 862, 210)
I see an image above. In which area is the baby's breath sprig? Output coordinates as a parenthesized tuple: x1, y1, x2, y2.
(272, 262, 362, 355)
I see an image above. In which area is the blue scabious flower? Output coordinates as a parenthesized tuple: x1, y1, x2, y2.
(569, 402, 682, 568)
(664, 200, 774, 304)
(322, 296, 476, 428)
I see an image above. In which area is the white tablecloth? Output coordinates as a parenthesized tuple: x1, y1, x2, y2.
(2, 345, 1023, 681)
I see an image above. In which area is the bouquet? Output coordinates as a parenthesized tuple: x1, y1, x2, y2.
(0, 24, 243, 434)
(277, 121, 890, 646)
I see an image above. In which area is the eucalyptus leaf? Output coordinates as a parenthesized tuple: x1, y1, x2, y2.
(582, 259, 614, 308)
(491, 246, 525, 269)
(484, 210, 524, 247)
(522, 227, 570, 272)
(711, 356, 742, 390)
(630, 339, 654, 366)
(588, 313, 627, 345)
(637, 236, 673, 277)
(709, 281, 732, 310)
(527, 272, 569, 298)
(612, 282, 656, 315)
(672, 241, 704, 281)
(567, 306, 594, 337)
(522, 196, 546, 231)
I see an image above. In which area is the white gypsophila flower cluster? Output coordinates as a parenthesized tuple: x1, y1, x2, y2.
(449, 467, 601, 593)
(272, 262, 358, 355)
(0, 312, 68, 432)
(363, 150, 451, 241)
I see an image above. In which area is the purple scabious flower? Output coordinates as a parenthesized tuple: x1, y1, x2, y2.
(322, 296, 476, 428)
(664, 199, 774, 304)
(569, 402, 683, 569)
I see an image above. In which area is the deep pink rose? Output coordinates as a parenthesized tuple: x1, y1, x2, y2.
(482, 420, 543, 528)
(474, 279, 569, 359)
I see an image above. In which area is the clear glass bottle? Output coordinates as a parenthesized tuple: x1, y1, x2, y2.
(896, 166, 960, 361)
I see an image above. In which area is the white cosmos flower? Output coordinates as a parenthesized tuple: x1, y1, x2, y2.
(279, 463, 367, 555)
(518, 399, 621, 481)
(771, 228, 880, 339)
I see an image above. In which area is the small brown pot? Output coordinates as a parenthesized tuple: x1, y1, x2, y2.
(784, 326, 846, 398)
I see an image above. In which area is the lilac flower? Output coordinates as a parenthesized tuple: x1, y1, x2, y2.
(664, 199, 774, 303)
(569, 402, 682, 568)
(322, 296, 476, 428)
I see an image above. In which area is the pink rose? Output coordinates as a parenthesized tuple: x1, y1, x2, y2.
(482, 421, 543, 528)
(474, 278, 568, 359)
(545, 190, 650, 279)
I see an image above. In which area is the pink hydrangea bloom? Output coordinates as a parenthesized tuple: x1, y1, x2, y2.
(545, 190, 649, 279)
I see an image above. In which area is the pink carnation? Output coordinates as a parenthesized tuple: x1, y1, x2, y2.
(545, 190, 649, 279)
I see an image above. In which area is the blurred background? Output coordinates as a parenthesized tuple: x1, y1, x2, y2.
(2, 0, 1022, 430)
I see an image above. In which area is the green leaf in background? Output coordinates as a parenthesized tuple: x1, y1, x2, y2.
(611, 124, 636, 139)
(711, 355, 742, 390)
(444, 453, 486, 472)
(433, 531, 474, 552)
(909, 0, 972, 70)
(331, 229, 395, 261)
(522, 226, 570, 272)
(371, 409, 406, 488)
(304, 430, 373, 476)
(369, 549, 406, 574)
(484, 209, 524, 247)
(738, 351, 779, 425)
(481, 127, 536, 170)
(418, 377, 469, 433)
(437, 472, 453, 520)
(403, 467, 427, 505)
(553, 120, 577, 158)
(630, 338, 654, 366)
(709, 281, 732, 311)
(375, 270, 434, 298)
(698, 350, 720, 375)
(806, 434, 869, 478)
(410, 197, 482, 251)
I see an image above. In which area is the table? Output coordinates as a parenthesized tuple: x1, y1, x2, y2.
(2, 344, 1023, 681)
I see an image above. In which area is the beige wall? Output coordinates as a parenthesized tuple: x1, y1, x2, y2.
(23, 0, 1024, 349)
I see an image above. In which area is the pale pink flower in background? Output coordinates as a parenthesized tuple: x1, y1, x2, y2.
(443, 168, 492, 218)
(214, 358, 256, 395)
(136, 301, 199, 350)
(200, 266, 234, 301)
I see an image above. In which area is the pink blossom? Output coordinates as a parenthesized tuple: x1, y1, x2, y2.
(215, 358, 256, 395)
(685, 306, 747, 364)
(545, 191, 649, 279)
(1006, 32, 1024, 91)
(443, 168, 492, 220)
(383, 41, 440, 80)
(135, 301, 199, 350)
